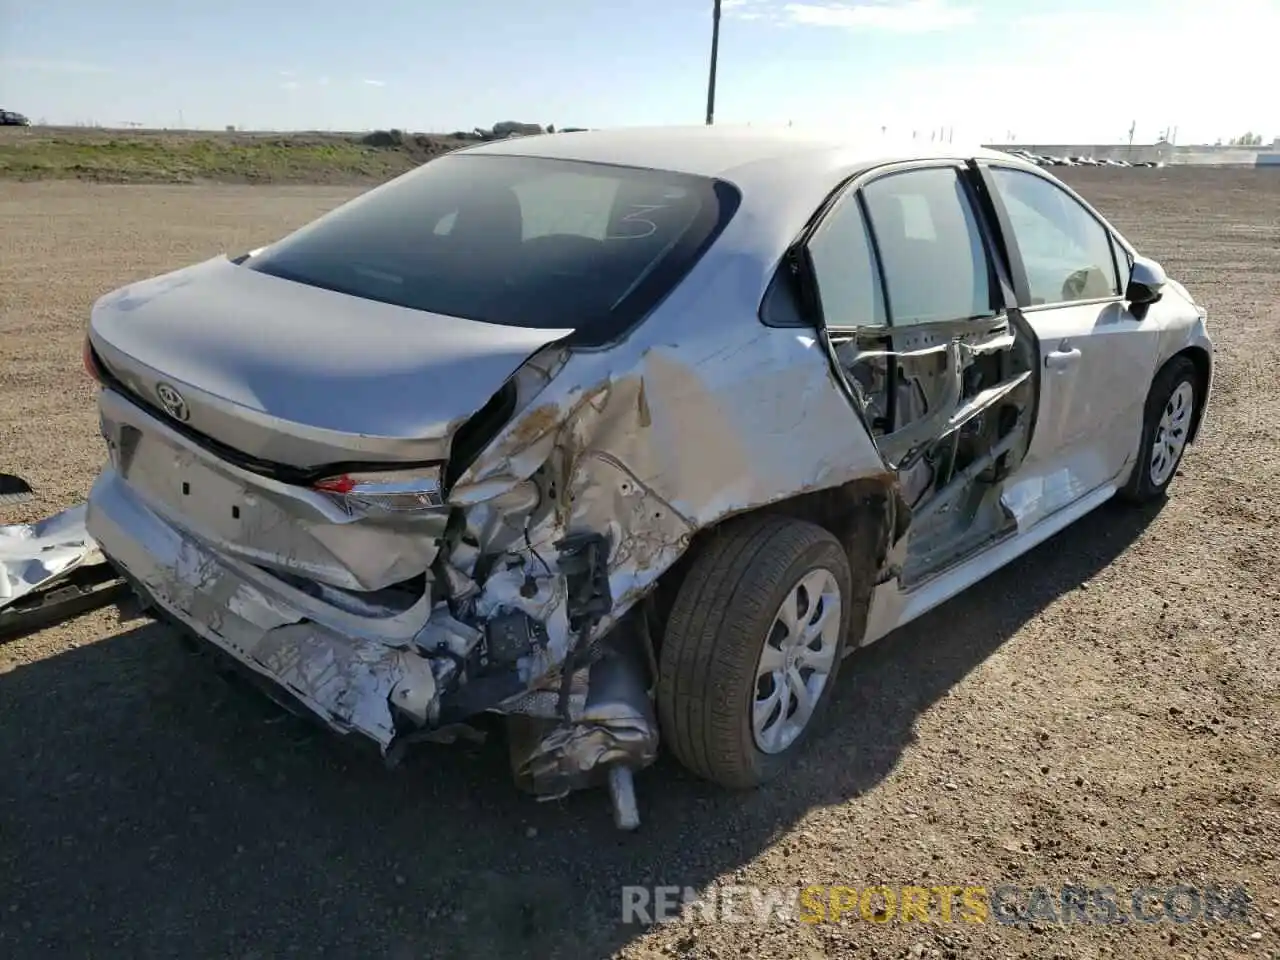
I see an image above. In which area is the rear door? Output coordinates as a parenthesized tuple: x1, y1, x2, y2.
(975, 163, 1159, 528)
(801, 161, 1040, 584)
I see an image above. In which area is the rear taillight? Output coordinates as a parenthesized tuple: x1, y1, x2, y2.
(313, 468, 445, 515)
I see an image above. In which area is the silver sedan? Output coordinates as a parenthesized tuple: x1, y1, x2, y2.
(82, 127, 1213, 827)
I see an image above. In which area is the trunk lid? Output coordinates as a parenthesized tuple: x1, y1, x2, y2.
(89, 255, 571, 470)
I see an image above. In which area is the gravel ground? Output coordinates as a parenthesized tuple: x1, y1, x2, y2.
(0, 170, 1277, 960)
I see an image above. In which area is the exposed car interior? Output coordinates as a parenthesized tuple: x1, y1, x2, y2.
(811, 167, 1038, 586)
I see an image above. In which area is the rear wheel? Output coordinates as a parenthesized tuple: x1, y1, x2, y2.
(657, 516, 852, 789)
(1119, 355, 1198, 503)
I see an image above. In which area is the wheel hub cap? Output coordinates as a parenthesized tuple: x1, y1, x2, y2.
(1149, 380, 1194, 487)
(751, 568, 842, 755)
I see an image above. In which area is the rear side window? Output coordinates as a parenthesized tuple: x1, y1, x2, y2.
(861, 168, 996, 326)
(247, 154, 737, 340)
(806, 193, 886, 328)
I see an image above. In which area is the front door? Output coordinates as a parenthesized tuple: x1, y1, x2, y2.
(979, 163, 1160, 529)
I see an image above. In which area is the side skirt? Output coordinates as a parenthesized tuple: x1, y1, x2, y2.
(855, 482, 1117, 649)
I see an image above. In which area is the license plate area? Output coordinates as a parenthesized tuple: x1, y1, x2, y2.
(119, 430, 288, 548)
(101, 396, 440, 593)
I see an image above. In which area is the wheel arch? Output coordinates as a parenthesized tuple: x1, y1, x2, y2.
(647, 477, 902, 651)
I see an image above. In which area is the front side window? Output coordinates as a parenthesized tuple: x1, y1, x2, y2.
(248, 154, 736, 337)
(860, 168, 996, 326)
(989, 167, 1120, 306)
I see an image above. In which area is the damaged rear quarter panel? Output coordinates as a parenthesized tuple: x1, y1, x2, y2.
(451, 243, 889, 640)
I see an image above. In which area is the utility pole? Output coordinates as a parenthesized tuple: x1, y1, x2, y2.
(705, 0, 722, 126)
(1128, 120, 1136, 159)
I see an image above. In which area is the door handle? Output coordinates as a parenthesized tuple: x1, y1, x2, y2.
(1045, 347, 1081, 370)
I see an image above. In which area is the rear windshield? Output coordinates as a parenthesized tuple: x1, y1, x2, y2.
(246, 153, 738, 340)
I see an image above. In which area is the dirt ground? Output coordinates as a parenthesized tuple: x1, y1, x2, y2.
(0, 169, 1277, 959)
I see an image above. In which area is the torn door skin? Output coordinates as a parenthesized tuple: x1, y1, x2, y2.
(827, 309, 1038, 583)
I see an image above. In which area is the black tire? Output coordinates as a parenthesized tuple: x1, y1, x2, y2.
(656, 515, 853, 789)
(1119, 355, 1199, 504)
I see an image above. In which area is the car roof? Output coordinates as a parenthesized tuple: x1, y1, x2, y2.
(461, 124, 1017, 186)
(451, 126, 1041, 306)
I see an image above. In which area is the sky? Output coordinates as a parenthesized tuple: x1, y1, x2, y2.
(1, 0, 1276, 145)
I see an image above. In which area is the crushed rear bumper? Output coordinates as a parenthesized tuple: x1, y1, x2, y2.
(87, 465, 659, 828)
(86, 466, 438, 750)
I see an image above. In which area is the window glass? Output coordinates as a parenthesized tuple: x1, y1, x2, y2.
(513, 172, 618, 240)
(248, 155, 732, 332)
(989, 167, 1121, 305)
(806, 194, 886, 328)
(861, 168, 995, 326)
(899, 194, 936, 240)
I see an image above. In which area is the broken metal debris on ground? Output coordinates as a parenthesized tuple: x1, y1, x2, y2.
(0, 494, 125, 638)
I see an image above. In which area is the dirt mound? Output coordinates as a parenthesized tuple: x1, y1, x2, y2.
(358, 129, 471, 162)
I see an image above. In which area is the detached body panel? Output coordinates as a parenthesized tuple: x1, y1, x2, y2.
(1, 502, 123, 637)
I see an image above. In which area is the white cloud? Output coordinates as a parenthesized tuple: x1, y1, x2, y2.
(783, 0, 972, 31)
(720, 0, 1274, 144)
(361, 78, 387, 87)
(6, 58, 113, 74)
(725, 0, 973, 31)
(317, 76, 330, 86)
(722, 0, 783, 22)
(838, 0, 1280, 146)
(280, 81, 300, 90)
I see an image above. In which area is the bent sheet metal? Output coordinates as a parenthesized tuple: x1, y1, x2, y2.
(0, 500, 124, 636)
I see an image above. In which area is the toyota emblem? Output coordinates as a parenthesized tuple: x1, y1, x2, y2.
(155, 382, 190, 422)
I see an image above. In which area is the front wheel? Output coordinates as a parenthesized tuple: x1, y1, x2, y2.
(656, 516, 853, 789)
(1119, 355, 1199, 503)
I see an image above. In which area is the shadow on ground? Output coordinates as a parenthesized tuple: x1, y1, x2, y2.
(0, 500, 1162, 958)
